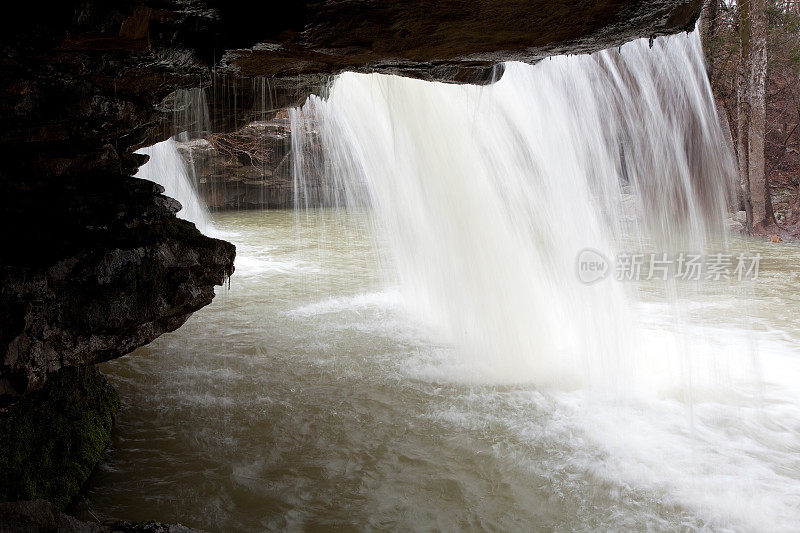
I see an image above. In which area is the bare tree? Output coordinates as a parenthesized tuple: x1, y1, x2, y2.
(704, 0, 800, 234)
(747, 0, 776, 230)
(738, 0, 755, 228)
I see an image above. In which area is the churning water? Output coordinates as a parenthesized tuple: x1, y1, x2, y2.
(81, 32, 800, 531)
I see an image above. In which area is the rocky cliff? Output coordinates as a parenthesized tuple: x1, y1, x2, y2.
(0, 174, 235, 406)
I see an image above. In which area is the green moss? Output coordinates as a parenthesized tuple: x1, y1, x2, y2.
(0, 366, 120, 509)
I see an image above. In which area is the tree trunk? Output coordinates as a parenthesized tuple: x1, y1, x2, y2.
(738, 0, 754, 230)
(748, 0, 774, 230)
(789, 178, 800, 226)
(789, 153, 800, 225)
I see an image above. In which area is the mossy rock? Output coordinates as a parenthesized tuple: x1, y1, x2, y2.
(0, 366, 120, 509)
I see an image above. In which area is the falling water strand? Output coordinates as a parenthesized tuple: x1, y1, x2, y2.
(292, 31, 738, 391)
(136, 138, 210, 234)
(136, 88, 212, 234)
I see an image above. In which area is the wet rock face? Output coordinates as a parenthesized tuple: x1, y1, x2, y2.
(0, 0, 705, 177)
(0, 174, 235, 406)
(177, 117, 297, 210)
(223, 0, 704, 81)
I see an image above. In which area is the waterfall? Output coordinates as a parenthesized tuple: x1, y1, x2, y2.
(291, 31, 739, 391)
(135, 138, 210, 234)
(135, 88, 212, 234)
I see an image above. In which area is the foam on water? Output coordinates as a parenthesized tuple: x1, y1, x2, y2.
(286, 289, 403, 318)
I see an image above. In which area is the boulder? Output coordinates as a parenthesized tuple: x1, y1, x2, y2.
(0, 368, 118, 508)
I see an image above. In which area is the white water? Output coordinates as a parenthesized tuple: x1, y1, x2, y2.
(291, 31, 737, 392)
(135, 138, 210, 233)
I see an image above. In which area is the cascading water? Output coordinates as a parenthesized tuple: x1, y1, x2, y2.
(135, 138, 210, 234)
(291, 31, 739, 392)
(135, 88, 213, 234)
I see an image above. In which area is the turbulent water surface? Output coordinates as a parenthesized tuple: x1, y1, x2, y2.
(78, 209, 800, 532)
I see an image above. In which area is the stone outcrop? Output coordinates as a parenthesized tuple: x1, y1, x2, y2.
(221, 0, 703, 81)
(0, 500, 103, 533)
(0, 367, 119, 508)
(0, 174, 235, 406)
